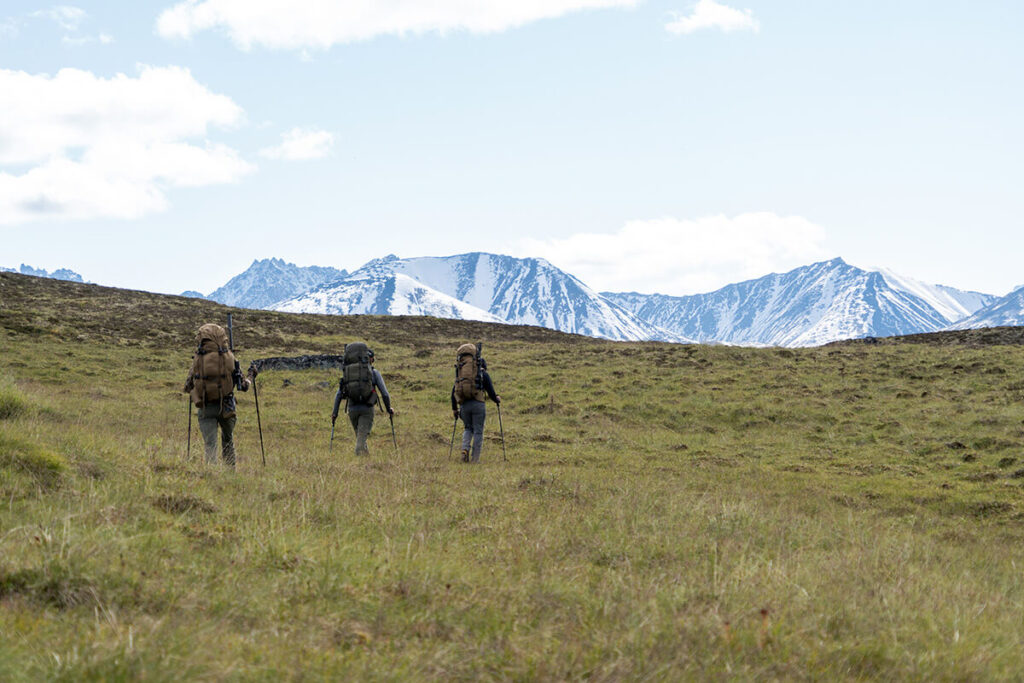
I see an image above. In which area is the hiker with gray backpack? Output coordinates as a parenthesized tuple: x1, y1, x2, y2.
(331, 343, 395, 456)
(450, 342, 502, 463)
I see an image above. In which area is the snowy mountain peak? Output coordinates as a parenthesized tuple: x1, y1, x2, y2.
(206, 258, 348, 309)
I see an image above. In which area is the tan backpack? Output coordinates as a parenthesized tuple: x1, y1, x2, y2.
(189, 323, 238, 407)
(453, 343, 486, 404)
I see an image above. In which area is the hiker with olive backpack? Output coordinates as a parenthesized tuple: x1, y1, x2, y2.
(332, 343, 395, 456)
(450, 343, 501, 464)
(183, 323, 256, 468)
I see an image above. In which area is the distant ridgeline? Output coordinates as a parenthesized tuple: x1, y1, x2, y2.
(189, 254, 1024, 348)
(0, 264, 85, 283)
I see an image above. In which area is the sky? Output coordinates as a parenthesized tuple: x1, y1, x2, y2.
(1, 1, 1022, 297)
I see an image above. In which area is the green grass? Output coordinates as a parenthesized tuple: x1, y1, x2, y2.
(2, 272, 1024, 679)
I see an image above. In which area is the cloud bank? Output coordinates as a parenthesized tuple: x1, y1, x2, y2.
(517, 213, 830, 295)
(666, 0, 759, 35)
(260, 127, 335, 160)
(0, 66, 253, 224)
(157, 0, 639, 50)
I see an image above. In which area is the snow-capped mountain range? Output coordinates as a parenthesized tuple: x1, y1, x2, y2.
(274, 254, 686, 342)
(603, 258, 997, 347)
(191, 253, 1024, 347)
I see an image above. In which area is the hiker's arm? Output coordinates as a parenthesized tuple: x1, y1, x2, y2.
(374, 369, 393, 414)
(482, 371, 500, 404)
(332, 384, 343, 420)
(182, 358, 198, 393)
(240, 364, 257, 392)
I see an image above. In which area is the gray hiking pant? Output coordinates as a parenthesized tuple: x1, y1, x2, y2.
(460, 400, 486, 463)
(348, 404, 375, 456)
(197, 403, 237, 467)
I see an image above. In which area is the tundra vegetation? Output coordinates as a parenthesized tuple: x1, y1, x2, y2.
(1, 272, 1024, 680)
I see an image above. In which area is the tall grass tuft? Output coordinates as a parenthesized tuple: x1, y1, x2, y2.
(0, 377, 29, 420)
(0, 431, 67, 489)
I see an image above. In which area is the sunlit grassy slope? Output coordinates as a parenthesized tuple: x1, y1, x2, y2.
(2, 271, 1024, 680)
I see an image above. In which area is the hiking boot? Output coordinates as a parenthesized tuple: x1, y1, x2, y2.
(461, 449, 470, 463)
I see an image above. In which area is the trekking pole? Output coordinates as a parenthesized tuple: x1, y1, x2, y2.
(497, 402, 507, 462)
(389, 413, 398, 453)
(186, 396, 192, 460)
(329, 417, 336, 454)
(449, 416, 458, 458)
(252, 376, 266, 466)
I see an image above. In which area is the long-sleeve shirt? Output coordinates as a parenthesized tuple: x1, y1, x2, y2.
(334, 367, 391, 415)
(451, 370, 498, 411)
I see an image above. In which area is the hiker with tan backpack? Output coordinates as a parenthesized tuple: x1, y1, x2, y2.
(183, 322, 256, 468)
(450, 342, 501, 464)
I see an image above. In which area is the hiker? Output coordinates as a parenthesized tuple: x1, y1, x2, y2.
(331, 343, 395, 456)
(183, 323, 256, 468)
(451, 343, 501, 463)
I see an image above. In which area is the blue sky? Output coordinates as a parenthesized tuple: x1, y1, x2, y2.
(1, 1, 1022, 297)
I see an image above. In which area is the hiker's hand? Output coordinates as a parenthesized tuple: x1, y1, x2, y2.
(247, 366, 258, 379)
(453, 410, 460, 420)
(495, 395, 502, 405)
(331, 412, 338, 422)
(388, 408, 396, 417)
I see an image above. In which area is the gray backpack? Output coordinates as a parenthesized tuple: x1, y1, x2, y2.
(340, 342, 375, 405)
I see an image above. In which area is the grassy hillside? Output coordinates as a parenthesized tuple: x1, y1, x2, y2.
(2, 271, 1024, 680)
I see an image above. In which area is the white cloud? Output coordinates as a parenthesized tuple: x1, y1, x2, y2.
(157, 0, 639, 50)
(0, 66, 254, 224)
(33, 5, 86, 31)
(516, 213, 830, 295)
(259, 127, 335, 160)
(666, 0, 759, 35)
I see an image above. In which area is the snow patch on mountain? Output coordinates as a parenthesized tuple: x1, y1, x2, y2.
(875, 268, 994, 322)
(948, 287, 1024, 330)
